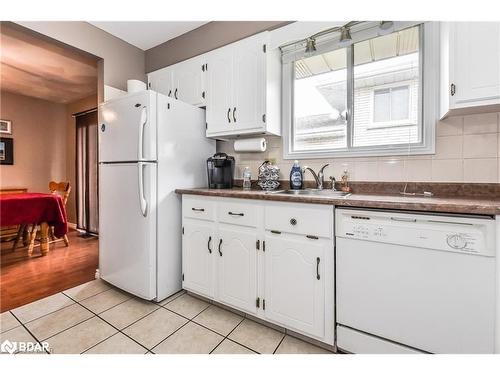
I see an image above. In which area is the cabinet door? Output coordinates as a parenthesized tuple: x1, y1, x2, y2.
(182, 219, 215, 299)
(264, 234, 328, 339)
(232, 35, 266, 132)
(452, 22, 500, 106)
(173, 58, 204, 107)
(149, 67, 174, 98)
(206, 48, 233, 135)
(217, 225, 258, 314)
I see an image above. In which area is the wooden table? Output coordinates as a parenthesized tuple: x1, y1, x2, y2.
(0, 193, 68, 256)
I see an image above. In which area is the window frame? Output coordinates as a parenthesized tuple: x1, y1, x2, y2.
(281, 21, 439, 159)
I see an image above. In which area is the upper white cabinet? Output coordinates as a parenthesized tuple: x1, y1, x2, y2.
(148, 31, 281, 138)
(148, 55, 206, 107)
(440, 22, 500, 119)
(206, 32, 281, 138)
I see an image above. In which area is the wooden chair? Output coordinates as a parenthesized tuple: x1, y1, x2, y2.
(11, 181, 71, 251)
(48, 181, 71, 246)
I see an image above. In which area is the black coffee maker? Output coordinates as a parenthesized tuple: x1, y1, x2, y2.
(207, 153, 235, 189)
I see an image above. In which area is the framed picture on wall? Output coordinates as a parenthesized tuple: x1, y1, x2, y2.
(0, 120, 12, 135)
(0, 138, 14, 165)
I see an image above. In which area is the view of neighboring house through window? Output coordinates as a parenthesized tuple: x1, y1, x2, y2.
(290, 24, 422, 156)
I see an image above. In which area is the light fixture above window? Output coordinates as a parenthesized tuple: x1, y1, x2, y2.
(279, 21, 361, 56)
(338, 27, 353, 47)
(378, 21, 394, 36)
(304, 37, 317, 55)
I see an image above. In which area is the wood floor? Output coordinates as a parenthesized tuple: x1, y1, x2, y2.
(0, 230, 98, 312)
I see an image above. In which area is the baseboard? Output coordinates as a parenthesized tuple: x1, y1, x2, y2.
(68, 222, 77, 230)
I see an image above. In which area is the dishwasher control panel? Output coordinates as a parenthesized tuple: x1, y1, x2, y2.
(335, 209, 495, 257)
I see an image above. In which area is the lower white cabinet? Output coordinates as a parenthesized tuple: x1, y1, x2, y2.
(182, 219, 215, 299)
(217, 225, 258, 314)
(264, 233, 330, 341)
(181, 195, 334, 345)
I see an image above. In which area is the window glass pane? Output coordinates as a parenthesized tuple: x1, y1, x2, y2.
(293, 48, 347, 151)
(373, 88, 391, 122)
(391, 86, 410, 120)
(353, 26, 420, 147)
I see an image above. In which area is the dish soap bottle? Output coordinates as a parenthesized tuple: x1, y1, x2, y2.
(290, 160, 303, 190)
(243, 167, 252, 190)
(341, 169, 351, 192)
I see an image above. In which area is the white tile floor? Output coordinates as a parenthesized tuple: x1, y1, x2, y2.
(0, 279, 334, 354)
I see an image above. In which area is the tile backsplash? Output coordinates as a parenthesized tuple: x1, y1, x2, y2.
(216, 112, 500, 183)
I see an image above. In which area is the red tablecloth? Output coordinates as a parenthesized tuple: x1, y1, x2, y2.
(0, 193, 68, 237)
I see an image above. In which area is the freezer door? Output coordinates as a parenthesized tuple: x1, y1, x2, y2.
(99, 90, 157, 162)
(99, 162, 157, 300)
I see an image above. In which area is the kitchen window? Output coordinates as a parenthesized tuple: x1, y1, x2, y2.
(282, 22, 439, 159)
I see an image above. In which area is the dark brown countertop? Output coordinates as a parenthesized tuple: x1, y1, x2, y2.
(175, 188, 500, 216)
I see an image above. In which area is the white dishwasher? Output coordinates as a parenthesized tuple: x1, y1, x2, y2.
(335, 208, 496, 354)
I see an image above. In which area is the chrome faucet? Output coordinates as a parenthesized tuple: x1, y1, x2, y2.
(303, 164, 330, 190)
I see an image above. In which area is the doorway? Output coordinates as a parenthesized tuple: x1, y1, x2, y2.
(75, 109, 99, 236)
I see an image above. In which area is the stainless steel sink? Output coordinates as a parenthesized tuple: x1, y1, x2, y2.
(268, 189, 351, 198)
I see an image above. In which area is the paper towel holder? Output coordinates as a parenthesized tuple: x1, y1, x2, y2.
(233, 138, 267, 153)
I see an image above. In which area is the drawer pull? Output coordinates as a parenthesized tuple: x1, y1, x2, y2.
(207, 236, 212, 254)
(306, 235, 319, 240)
(270, 230, 281, 235)
(316, 257, 321, 280)
(228, 211, 244, 217)
(218, 238, 223, 256)
(191, 207, 205, 212)
(290, 218, 297, 226)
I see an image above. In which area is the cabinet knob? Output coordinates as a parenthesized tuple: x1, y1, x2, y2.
(290, 218, 297, 226)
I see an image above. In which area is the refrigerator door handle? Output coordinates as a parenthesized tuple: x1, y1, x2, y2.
(138, 163, 148, 217)
(138, 106, 148, 160)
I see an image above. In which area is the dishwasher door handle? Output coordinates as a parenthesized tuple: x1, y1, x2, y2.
(390, 217, 417, 223)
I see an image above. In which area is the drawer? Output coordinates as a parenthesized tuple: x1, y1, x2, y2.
(182, 196, 215, 221)
(265, 203, 333, 239)
(217, 199, 259, 228)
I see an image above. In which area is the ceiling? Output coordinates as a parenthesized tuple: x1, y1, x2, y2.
(0, 23, 98, 104)
(88, 21, 209, 50)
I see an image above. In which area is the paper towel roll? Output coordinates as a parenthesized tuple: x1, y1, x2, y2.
(234, 138, 267, 152)
(127, 80, 147, 93)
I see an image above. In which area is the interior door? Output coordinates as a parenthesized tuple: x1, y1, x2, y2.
(217, 225, 257, 314)
(174, 58, 204, 106)
(76, 110, 99, 234)
(264, 233, 326, 339)
(206, 48, 233, 135)
(232, 34, 266, 132)
(182, 219, 215, 299)
(99, 162, 157, 300)
(453, 22, 500, 105)
(99, 90, 156, 162)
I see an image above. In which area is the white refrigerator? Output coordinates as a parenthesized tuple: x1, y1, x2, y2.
(98, 90, 215, 301)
